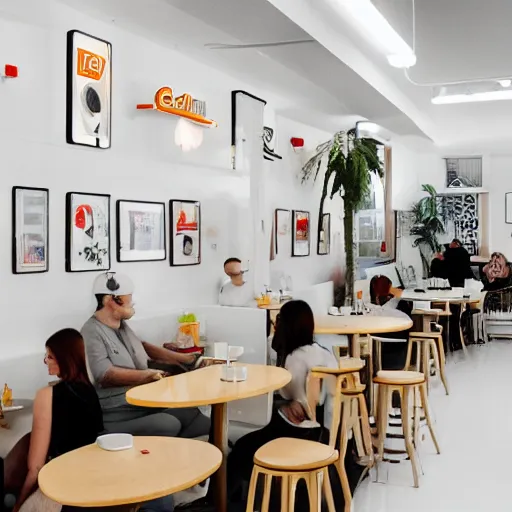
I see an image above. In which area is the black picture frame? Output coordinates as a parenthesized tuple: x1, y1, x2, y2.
(292, 210, 310, 257)
(317, 213, 331, 255)
(506, 193, 512, 224)
(169, 200, 201, 266)
(116, 200, 166, 263)
(12, 186, 50, 274)
(231, 90, 267, 170)
(274, 208, 290, 255)
(66, 192, 111, 272)
(66, 30, 112, 149)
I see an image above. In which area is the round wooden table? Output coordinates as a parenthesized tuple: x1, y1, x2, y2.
(126, 364, 291, 512)
(314, 314, 413, 357)
(38, 437, 222, 511)
(401, 290, 481, 352)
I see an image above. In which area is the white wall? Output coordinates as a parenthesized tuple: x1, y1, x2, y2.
(0, 0, 343, 358)
(391, 135, 443, 276)
(267, 116, 344, 292)
(488, 155, 512, 258)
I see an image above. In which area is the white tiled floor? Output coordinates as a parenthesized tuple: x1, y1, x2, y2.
(354, 341, 512, 512)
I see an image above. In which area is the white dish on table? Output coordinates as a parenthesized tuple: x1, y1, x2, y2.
(2, 405, 24, 413)
(97, 433, 133, 452)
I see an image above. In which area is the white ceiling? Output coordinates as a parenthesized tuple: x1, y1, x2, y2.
(59, 0, 512, 150)
(266, 0, 512, 150)
(58, 0, 428, 137)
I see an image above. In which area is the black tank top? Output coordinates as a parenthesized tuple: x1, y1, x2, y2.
(48, 381, 104, 459)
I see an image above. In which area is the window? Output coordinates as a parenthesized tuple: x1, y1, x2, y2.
(355, 145, 394, 260)
(355, 173, 385, 258)
(445, 157, 482, 188)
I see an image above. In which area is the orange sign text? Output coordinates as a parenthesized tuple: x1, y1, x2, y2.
(77, 48, 106, 81)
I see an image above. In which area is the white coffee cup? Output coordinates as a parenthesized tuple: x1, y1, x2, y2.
(339, 306, 352, 316)
(214, 342, 229, 360)
(328, 306, 339, 316)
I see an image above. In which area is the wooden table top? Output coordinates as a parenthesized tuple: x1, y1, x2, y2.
(126, 363, 291, 408)
(38, 437, 222, 507)
(258, 303, 286, 310)
(314, 314, 412, 335)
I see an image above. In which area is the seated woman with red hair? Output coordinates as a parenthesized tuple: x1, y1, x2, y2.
(368, 275, 412, 371)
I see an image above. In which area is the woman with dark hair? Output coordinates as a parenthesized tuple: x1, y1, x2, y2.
(228, 300, 337, 500)
(368, 275, 412, 371)
(8, 329, 175, 512)
(12, 328, 104, 511)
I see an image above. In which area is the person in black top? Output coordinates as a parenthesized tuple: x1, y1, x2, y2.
(443, 239, 473, 288)
(12, 329, 175, 512)
(13, 328, 103, 511)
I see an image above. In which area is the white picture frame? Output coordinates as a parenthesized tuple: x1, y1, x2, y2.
(12, 187, 49, 274)
(117, 200, 166, 262)
(170, 200, 201, 266)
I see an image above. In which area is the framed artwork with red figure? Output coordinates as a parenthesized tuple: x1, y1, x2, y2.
(66, 192, 111, 272)
(292, 210, 310, 257)
(170, 200, 201, 266)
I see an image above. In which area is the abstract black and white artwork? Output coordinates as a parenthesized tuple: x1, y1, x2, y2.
(438, 194, 479, 255)
(263, 127, 282, 162)
(66, 192, 111, 272)
(67, 30, 112, 149)
(117, 201, 166, 262)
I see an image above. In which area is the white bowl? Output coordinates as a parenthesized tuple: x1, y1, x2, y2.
(97, 433, 133, 452)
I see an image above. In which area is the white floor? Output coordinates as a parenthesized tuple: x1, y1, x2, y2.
(354, 341, 512, 512)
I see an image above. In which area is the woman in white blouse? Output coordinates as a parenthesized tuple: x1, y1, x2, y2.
(227, 300, 338, 501)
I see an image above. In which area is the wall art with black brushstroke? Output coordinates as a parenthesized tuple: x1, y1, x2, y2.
(263, 127, 282, 161)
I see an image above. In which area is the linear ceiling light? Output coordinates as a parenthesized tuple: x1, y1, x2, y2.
(431, 81, 512, 105)
(341, 0, 416, 68)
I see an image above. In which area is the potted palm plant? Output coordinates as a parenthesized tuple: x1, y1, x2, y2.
(410, 184, 445, 278)
(301, 129, 382, 305)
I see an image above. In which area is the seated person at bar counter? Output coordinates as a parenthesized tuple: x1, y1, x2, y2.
(81, 272, 210, 438)
(443, 238, 473, 287)
(368, 275, 412, 370)
(218, 257, 255, 307)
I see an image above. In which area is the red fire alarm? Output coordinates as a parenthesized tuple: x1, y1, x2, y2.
(290, 137, 304, 148)
(3, 64, 18, 78)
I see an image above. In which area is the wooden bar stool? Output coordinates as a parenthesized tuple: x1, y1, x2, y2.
(246, 359, 366, 512)
(407, 329, 449, 395)
(374, 370, 441, 488)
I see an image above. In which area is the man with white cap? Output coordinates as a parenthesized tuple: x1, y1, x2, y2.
(81, 272, 210, 438)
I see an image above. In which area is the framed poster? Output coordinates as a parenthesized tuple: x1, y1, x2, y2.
(116, 200, 166, 262)
(506, 193, 512, 224)
(317, 213, 331, 255)
(274, 209, 291, 255)
(12, 187, 49, 274)
(66, 192, 111, 272)
(292, 210, 310, 257)
(170, 200, 201, 266)
(66, 30, 112, 149)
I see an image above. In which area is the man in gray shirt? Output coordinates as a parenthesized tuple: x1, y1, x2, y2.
(81, 272, 210, 438)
